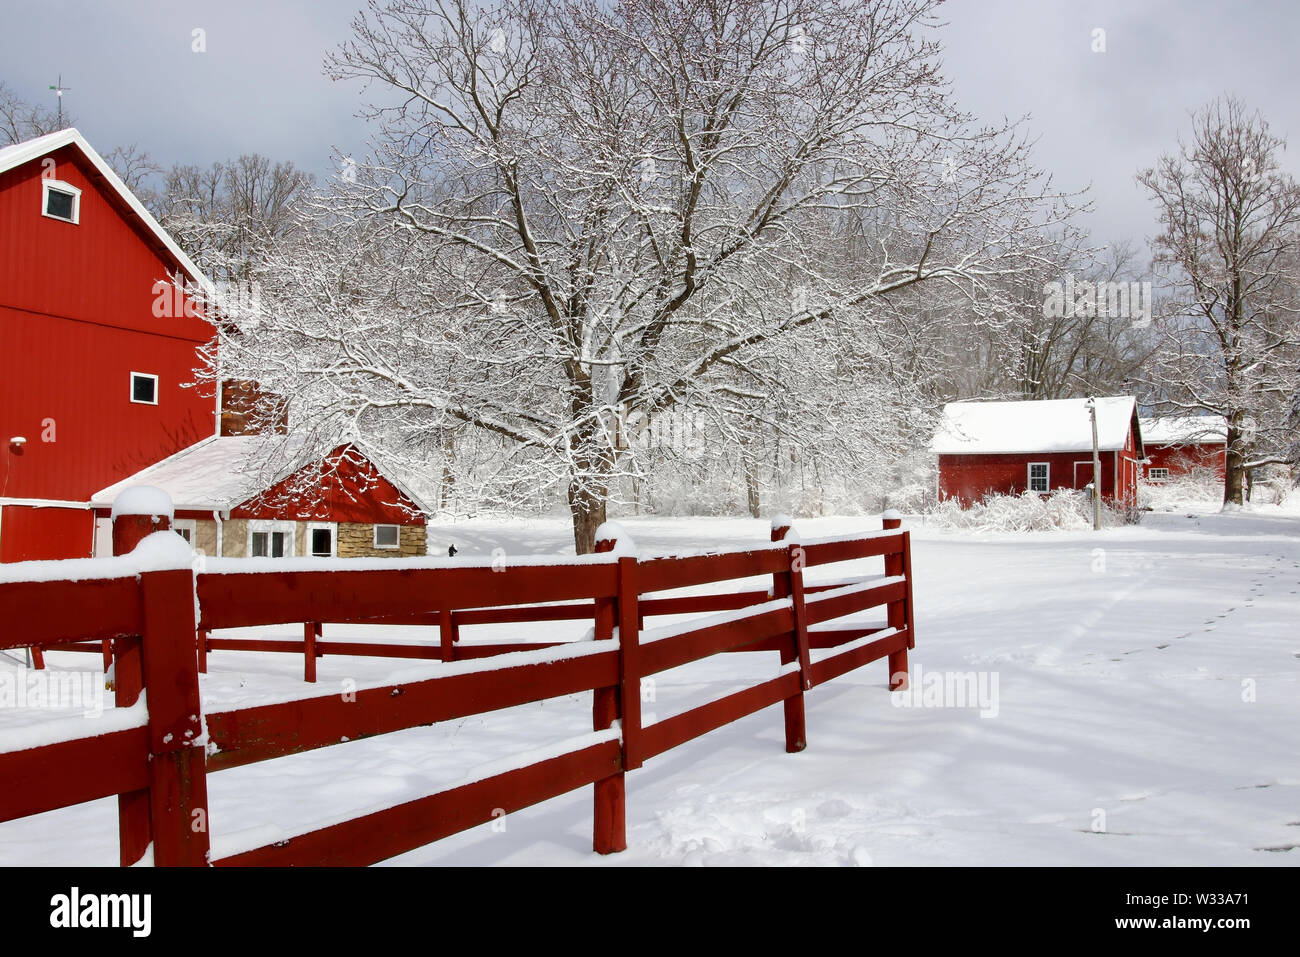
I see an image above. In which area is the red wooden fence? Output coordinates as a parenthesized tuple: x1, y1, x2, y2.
(0, 516, 915, 866)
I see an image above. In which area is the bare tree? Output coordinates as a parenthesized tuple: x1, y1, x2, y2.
(1138, 95, 1300, 505)
(0, 81, 66, 144)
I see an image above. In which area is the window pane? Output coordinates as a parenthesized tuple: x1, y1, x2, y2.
(176, 527, 192, 544)
(132, 375, 156, 403)
(311, 528, 331, 556)
(375, 525, 398, 547)
(251, 532, 268, 557)
(46, 189, 75, 220)
(271, 532, 287, 558)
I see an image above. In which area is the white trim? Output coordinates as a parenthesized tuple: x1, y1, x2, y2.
(172, 518, 198, 551)
(306, 522, 337, 558)
(1147, 467, 1170, 482)
(130, 371, 159, 405)
(41, 178, 81, 224)
(0, 128, 213, 296)
(248, 519, 295, 559)
(0, 496, 92, 509)
(373, 524, 401, 549)
(1027, 461, 1050, 493)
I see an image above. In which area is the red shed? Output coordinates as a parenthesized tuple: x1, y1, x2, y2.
(0, 128, 215, 562)
(933, 396, 1144, 507)
(89, 436, 431, 558)
(1138, 416, 1227, 482)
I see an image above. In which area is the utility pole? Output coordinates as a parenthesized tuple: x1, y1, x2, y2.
(1086, 396, 1102, 531)
(48, 75, 71, 128)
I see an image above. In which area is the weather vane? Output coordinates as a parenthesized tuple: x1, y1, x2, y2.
(48, 74, 71, 128)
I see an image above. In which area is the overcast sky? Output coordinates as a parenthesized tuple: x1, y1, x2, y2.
(3, 0, 1298, 257)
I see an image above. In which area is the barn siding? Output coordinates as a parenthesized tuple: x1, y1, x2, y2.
(939, 450, 1119, 507)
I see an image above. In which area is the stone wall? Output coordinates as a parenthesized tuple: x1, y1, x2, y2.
(193, 519, 218, 557)
(337, 523, 427, 558)
(221, 518, 248, 558)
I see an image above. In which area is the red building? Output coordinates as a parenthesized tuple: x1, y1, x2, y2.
(1, 129, 431, 561)
(0, 128, 215, 562)
(1138, 416, 1227, 482)
(90, 437, 430, 558)
(932, 396, 1144, 507)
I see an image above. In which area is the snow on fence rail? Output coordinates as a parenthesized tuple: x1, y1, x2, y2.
(0, 506, 915, 866)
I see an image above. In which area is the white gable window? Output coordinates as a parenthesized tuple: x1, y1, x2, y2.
(1028, 462, 1050, 493)
(130, 372, 158, 405)
(374, 524, 400, 549)
(42, 179, 81, 223)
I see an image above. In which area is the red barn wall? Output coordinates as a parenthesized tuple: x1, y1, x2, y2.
(0, 144, 216, 560)
(0, 505, 94, 562)
(939, 450, 1122, 507)
(1145, 443, 1226, 480)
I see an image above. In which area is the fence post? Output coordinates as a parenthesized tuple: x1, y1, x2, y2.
(304, 622, 319, 683)
(617, 555, 642, 772)
(140, 567, 211, 865)
(111, 487, 175, 866)
(882, 510, 909, 691)
(592, 525, 629, 854)
(771, 516, 807, 753)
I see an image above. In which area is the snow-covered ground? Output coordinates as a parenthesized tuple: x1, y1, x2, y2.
(2, 507, 1298, 866)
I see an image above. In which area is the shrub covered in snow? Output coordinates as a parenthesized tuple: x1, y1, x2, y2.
(1139, 468, 1223, 512)
(920, 488, 1133, 532)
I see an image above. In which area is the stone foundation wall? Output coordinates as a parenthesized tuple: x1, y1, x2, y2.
(337, 523, 426, 558)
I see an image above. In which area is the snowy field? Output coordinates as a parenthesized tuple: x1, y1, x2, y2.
(2, 507, 1299, 866)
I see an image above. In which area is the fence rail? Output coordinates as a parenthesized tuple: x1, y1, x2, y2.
(0, 513, 915, 866)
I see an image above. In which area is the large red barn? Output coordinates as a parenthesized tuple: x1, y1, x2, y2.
(0, 128, 215, 562)
(932, 396, 1144, 508)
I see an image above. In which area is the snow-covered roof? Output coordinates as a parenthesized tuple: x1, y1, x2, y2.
(1138, 415, 1227, 446)
(931, 396, 1139, 455)
(0, 128, 211, 293)
(88, 435, 434, 515)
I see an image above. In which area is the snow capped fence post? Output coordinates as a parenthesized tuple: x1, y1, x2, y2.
(140, 561, 211, 865)
(591, 523, 632, 853)
(111, 487, 175, 675)
(882, 510, 910, 691)
(771, 516, 807, 753)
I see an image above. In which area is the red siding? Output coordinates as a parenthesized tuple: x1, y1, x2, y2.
(0, 506, 94, 562)
(0, 143, 217, 560)
(1145, 443, 1226, 480)
(939, 451, 1120, 506)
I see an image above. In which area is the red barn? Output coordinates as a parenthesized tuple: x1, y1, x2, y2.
(1, 128, 434, 562)
(0, 128, 215, 562)
(933, 396, 1144, 507)
(90, 437, 430, 558)
(1138, 416, 1227, 482)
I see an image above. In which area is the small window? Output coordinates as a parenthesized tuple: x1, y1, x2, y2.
(251, 530, 290, 558)
(130, 372, 158, 405)
(1147, 467, 1169, 482)
(374, 524, 400, 549)
(172, 519, 196, 547)
(310, 526, 333, 557)
(42, 180, 81, 224)
(1028, 462, 1050, 493)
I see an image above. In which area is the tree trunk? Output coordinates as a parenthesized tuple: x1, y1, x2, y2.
(1224, 423, 1246, 506)
(568, 479, 608, 555)
(744, 457, 761, 519)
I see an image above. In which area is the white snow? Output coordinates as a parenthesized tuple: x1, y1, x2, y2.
(109, 486, 175, 521)
(931, 396, 1137, 455)
(1139, 414, 1228, 445)
(3, 508, 1298, 866)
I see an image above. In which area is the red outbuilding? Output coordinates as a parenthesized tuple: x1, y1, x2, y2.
(1138, 416, 1227, 482)
(932, 396, 1144, 508)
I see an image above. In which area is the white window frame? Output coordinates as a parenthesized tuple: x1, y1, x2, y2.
(130, 371, 159, 405)
(1027, 462, 1050, 493)
(1147, 467, 1169, 482)
(172, 519, 197, 550)
(248, 520, 296, 559)
(41, 179, 81, 224)
(306, 522, 337, 558)
(373, 524, 400, 550)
